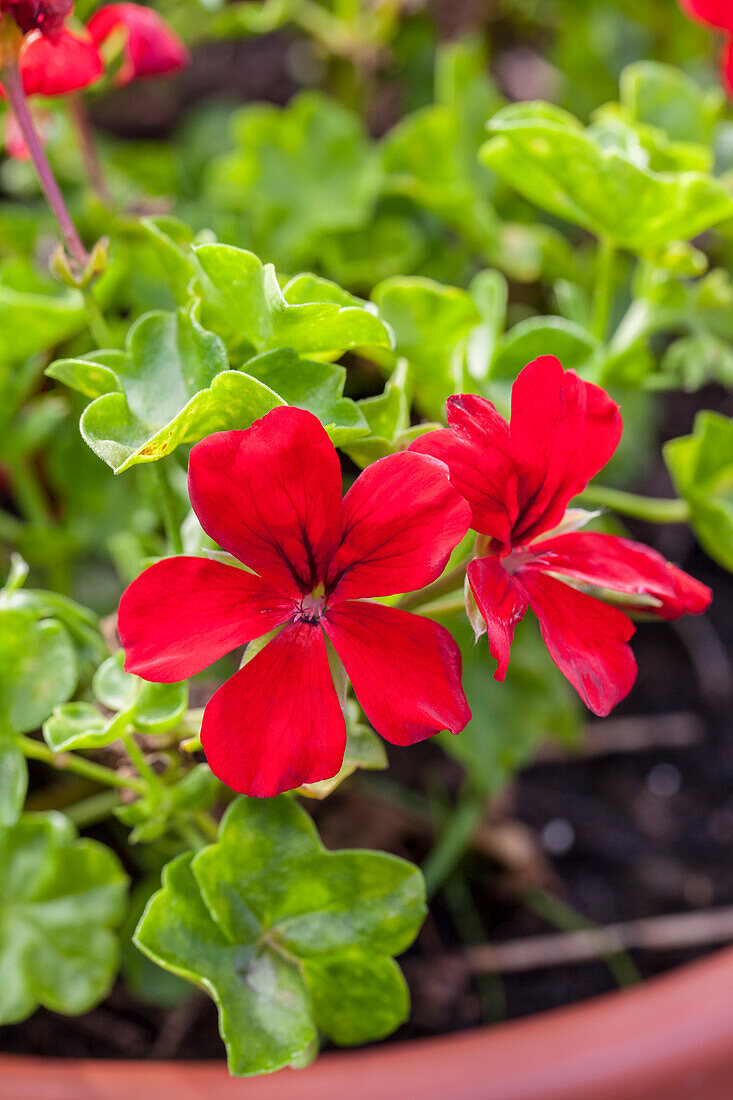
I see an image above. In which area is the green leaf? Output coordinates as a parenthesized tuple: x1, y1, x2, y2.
(206, 92, 380, 269)
(302, 952, 408, 1045)
(372, 276, 481, 419)
(480, 102, 733, 250)
(46, 350, 124, 401)
(490, 317, 600, 381)
(0, 270, 85, 364)
(0, 733, 27, 826)
(0, 609, 77, 735)
(620, 61, 723, 145)
(665, 411, 733, 571)
(135, 797, 426, 1075)
(0, 812, 128, 1024)
(62, 305, 283, 473)
(93, 652, 188, 734)
(244, 349, 368, 445)
(196, 244, 392, 357)
(43, 702, 112, 752)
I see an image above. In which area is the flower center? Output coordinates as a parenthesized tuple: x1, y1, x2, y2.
(293, 586, 327, 624)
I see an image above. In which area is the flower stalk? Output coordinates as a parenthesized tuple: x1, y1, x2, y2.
(1, 61, 89, 272)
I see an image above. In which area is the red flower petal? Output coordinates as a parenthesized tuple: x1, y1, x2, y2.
(187, 409, 343, 599)
(510, 356, 622, 544)
(467, 556, 528, 681)
(411, 394, 518, 544)
(118, 557, 292, 681)
(18, 28, 103, 96)
(323, 600, 471, 745)
(520, 570, 637, 717)
(87, 2, 189, 87)
(662, 562, 713, 618)
(326, 451, 470, 602)
(679, 0, 733, 31)
(527, 531, 712, 619)
(200, 622, 346, 797)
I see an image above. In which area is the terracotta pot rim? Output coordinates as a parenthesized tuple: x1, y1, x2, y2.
(4, 944, 733, 1100)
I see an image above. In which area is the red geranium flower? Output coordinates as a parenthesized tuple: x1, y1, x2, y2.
(411, 357, 712, 717)
(87, 3, 188, 86)
(118, 407, 472, 797)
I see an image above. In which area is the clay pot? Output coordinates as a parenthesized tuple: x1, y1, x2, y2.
(4, 946, 733, 1100)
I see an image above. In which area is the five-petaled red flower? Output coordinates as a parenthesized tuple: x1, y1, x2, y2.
(679, 0, 733, 95)
(411, 356, 712, 717)
(118, 407, 472, 797)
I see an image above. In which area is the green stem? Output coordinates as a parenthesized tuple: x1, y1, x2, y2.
(155, 461, 183, 554)
(82, 286, 113, 348)
(579, 484, 690, 524)
(19, 735, 146, 793)
(13, 460, 49, 525)
(192, 810, 220, 842)
(523, 886, 640, 988)
(592, 236, 616, 342)
(398, 555, 470, 612)
(67, 94, 114, 208)
(422, 788, 486, 899)
(64, 788, 121, 827)
(122, 730, 163, 795)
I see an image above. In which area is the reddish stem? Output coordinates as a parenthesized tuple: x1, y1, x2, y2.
(67, 94, 114, 208)
(2, 62, 88, 270)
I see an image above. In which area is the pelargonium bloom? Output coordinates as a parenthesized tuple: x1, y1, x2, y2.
(118, 407, 472, 797)
(87, 3, 188, 86)
(411, 356, 711, 717)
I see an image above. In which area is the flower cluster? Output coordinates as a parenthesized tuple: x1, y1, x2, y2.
(119, 359, 711, 797)
(680, 0, 733, 94)
(0, 0, 187, 99)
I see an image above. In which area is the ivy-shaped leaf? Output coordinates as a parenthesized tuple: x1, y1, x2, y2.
(344, 361, 438, 468)
(48, 304, 284, 473)
(243, 349, 368, 446)
(665, 411, 733, 571)
(135, 796, 426, 1075)
(0, 608, 77, 736)
(372, 276, 482, 419)
(196, 244, 392, 358)
(0, 812, 128, 1024)
(480, 102, 733, 251)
